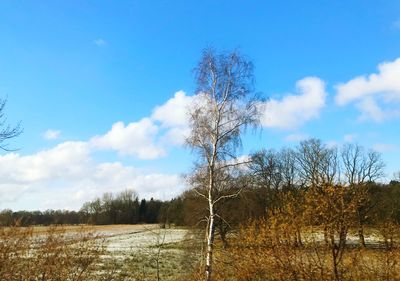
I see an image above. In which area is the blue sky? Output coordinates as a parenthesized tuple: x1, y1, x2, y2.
(0, 1, 399, 210)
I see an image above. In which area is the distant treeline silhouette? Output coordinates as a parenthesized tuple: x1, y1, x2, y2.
(0, 189, 171, 226)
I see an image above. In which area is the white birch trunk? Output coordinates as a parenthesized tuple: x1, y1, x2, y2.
(205, 139, 217, 281)
(205, 202, 215, 281)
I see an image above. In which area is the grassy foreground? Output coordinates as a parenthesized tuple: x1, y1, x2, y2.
(2, 224, 400, 280)
(0, 224, 202, 281)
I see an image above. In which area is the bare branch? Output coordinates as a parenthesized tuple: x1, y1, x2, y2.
(213, 189, 242, 205)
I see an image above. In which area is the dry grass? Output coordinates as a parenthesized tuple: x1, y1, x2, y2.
(5, 222, 400, 280)
(200, 221, 400, 281)
(0, 225, 106, 280)
(0, 224, 200, 281)
(18, 224, 159, 235)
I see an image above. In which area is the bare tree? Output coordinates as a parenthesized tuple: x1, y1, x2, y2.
(279, 147, 298, 190)
(341, 143, 384, 185)
(250, 149, 283, 190)
(186, 49, 261, 281)
(340, 143, 385, 247)
(296, 138, 338, 188)
(249, 149, 283, 213)
(0, 98, 22, 151)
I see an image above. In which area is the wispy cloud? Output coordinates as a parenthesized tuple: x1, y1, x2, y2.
(43, 129, 61, 140)
(94, 38, 107, 46)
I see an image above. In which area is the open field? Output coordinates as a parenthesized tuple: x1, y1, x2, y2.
(0, 224, 201, 280)
(3, 224, 399, 280)
(46, 224, 200, 280)
(27, 224, 192, 253)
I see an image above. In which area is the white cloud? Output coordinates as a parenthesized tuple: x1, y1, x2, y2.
(151, 91, 195, 145)
(152, 91, 192, 128)
(284, 133, 309, 142)
(94, 38, 107, 46)
(335, 58, 400, 121)
(356, 97, 388, 122)
(160, 127, 191, 146)
(41, 91, 196, 160)
(0, 142, 185, 210)
(43, 129, 61, 140)
(151, 91, 212, 146)
(85, 91, 196, 158)
(0, 141, 91, 184)
(260, 77, 327, 129)
(90, 119, 165, 159)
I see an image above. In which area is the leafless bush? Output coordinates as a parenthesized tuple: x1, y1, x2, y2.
(199, 191, 400, 281)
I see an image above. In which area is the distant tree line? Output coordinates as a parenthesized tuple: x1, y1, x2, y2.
(0, 190, 165, 227)
(80, 189, 163, 225)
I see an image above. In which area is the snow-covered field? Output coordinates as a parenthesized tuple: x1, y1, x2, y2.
(86, 225, 199, 279)
(2, 224, 198, 280)
(103, 226, 188, 252)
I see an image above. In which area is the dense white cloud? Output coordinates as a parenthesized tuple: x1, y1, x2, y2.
(152, 91, 192, 128)
(90, 118, 165, 159)
(88, 91, 195, 157)
(43, 129, 61, 140)
(0, 141, 91, 184)
(151, 91, 195, 145)
(0, 142, 185, 210)
(260, 77, 327, 129)
(335, 58, 400, 121)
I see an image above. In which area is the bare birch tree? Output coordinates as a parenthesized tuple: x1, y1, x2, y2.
(186, 49, 261, 281)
